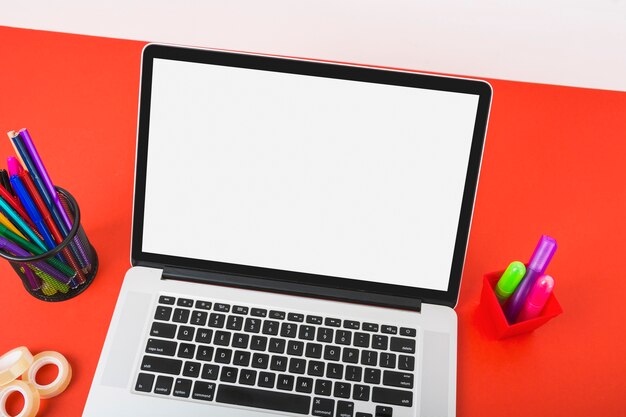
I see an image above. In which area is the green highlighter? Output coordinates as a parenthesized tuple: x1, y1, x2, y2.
(495, 261, 526, 304)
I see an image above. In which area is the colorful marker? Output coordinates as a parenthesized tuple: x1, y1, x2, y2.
(517, 275, 554, 322)
(0, 236, 72, 285)
(505, 235, 557, 323)
(0, 211, 26, 239)
(495, 261, 526, 304)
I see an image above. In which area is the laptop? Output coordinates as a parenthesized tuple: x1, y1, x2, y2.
(84, 44, 491, 417)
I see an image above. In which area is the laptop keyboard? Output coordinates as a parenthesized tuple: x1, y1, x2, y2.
(134, 294, 419, 417)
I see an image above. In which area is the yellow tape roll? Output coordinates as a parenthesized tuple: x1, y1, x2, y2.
(0, 380, 40, 417)
(22, 351, 72, 399)
(0, 347, 33, 387)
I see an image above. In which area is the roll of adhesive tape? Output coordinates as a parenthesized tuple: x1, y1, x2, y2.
(0, 347, 33, 387)
(22, 351, 72, 399)
(0, 380, 40, 417)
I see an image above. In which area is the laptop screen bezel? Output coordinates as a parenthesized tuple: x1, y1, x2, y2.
(131, 44, 491, 308)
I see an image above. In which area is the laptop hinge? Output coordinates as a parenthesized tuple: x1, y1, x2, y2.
(161, 266, 422, 312)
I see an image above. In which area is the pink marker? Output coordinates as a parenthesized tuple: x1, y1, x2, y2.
(7, 156, 23, 176)
(517, 275, 555, 322)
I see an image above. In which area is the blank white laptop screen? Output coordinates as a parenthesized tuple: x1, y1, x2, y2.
(142, 58, 479, 292)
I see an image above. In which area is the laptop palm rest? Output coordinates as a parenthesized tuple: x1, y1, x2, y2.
(420, 330, 450, 416)
(101, 291, 152, 388)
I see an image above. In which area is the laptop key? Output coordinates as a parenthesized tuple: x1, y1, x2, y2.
(345, 365, 362, 382)
(312, 397, 334, 416)
(325, 317, 341, 327)
(362, 323, 378, 332)
(306, 315, 323, 325)
(324, 345, 341, 361)
(390, 337, 416, 354)
(208, 313, 225, 328)
(233, 305, 249, 315)
(270, 355, 288, 371)
(158, 295, 175, 305)
(214, 303, 230, 312)
(172, 308, 190, 323)
(141, 355, 182, 375)
(192, 380, 216, 401)
(307, 360, 325, 376)
(269, 338, 286, 354)
(336, 330, 352, 345)
(287, 340, 304, 356)
(326, 363, 344, 379)
(354, 332, 370, 348)
(182, 361, 201, 378)
(361, 350, 378, 366)
(305, 342, 323, 359)
(135, 373, 154, 392)
(215, 348, 232, 364)
(373, 335, 388, 350)
(296, 376, 313, 393)
(226, 315, 243, 331)
(190, 311, 207, 326)
(220, 366, 238, 383)
(353, 384, 370, 401)
(214, 331, 231, 346)
(195, 345, 214, 362)
(398, 355, 415, 371)
(146, 338, 177, 356)
(150, 322, 176, 339)
(195, 300, 212, 310)
(317, 328, 334, 343)
(245, 318, 262, 333)
(381, 325, 397, 335)
(233, 350, 251, 367)
(154, 375, 173, 395)
(343, 320, 360, 330)
(269, 310, 286, 320)
(177, 298, 193, 307)
(262, 320, 279, 335)
(281, 322, 298, 338)
(288, 313, 304, 322)
(356, 414, 373, 417)
(251, 335, 268, 351)
(177, 343, 195, 359)
(314, 379, 332, 396)
(399, 327, 417, 337)
(154, 306, 172, 321)
(277, 374, 295, 390)
(380, 353, 396, 369)
(173, 378, 192, 397)
(195, 329, 213, 344)
(239, 369, 257, 385)
(373, 387, 413, 407)
(232, 333, 249, 348)
(337, 400, 355, 417)
(375, 405, 393, 417)
(383, 370, 414, 389)
(252, 353, 270, 369)
(177, 326, 195, 341)
(364, 368, 381, 384)
(289, 358, 306, 374)
(258, 371, 276, 388)
(343, 348, 359, 364)
(216, 385, 311, 414)
(334, 381, 351, 398)
(251, 308, 267, 318)
(200, 364, 219, 380)
(298, 325, 315, 340)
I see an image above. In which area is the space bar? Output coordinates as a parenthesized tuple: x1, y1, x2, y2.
(216, 384, 311, 415)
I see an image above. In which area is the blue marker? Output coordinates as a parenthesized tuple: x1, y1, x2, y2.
(9, 174, 57, 252)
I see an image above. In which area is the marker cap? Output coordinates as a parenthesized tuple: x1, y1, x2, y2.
(495, 261, 526, 300)
(528, 235, 557, 273)
(526, 274, 555, 309)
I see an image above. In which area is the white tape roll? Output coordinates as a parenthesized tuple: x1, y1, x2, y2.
(22, 351, 72, 399)
(0, 380, 40, 417)
(0, 347, 33, 387)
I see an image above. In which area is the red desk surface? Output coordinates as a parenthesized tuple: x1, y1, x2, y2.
(1, 26, 625, 416)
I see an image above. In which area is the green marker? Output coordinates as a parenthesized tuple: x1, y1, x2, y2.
(495, 261, 526, 304)
(0, 223, 76, 277)
(0, 195, 46, 251)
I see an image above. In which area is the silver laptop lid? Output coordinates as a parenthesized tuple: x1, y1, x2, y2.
(132, 44, 491, 309)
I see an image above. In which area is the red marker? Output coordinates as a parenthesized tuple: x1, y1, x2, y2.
(517, 275, 555, 322)
(0, 177, 35, 229)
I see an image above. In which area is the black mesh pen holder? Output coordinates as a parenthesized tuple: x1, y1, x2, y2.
(0, 187, 98, 302)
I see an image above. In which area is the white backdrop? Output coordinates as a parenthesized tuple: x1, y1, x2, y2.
(1, 0, 624, 91)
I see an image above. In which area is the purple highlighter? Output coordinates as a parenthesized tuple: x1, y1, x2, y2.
(504, 235, 557, 323)
(0, 236, 72, 285)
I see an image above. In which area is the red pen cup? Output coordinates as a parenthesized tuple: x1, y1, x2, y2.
(479, 271, 562, 339)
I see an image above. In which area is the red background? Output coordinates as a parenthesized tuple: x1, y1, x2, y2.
(1, 26, 625, 416)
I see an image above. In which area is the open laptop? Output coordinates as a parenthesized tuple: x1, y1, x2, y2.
(84, 44, 491, 417)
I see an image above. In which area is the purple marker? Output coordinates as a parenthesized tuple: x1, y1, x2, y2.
(504, 235, 557, 323)
(0, 236, 72, 285)
(22, 263, 42, 291)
